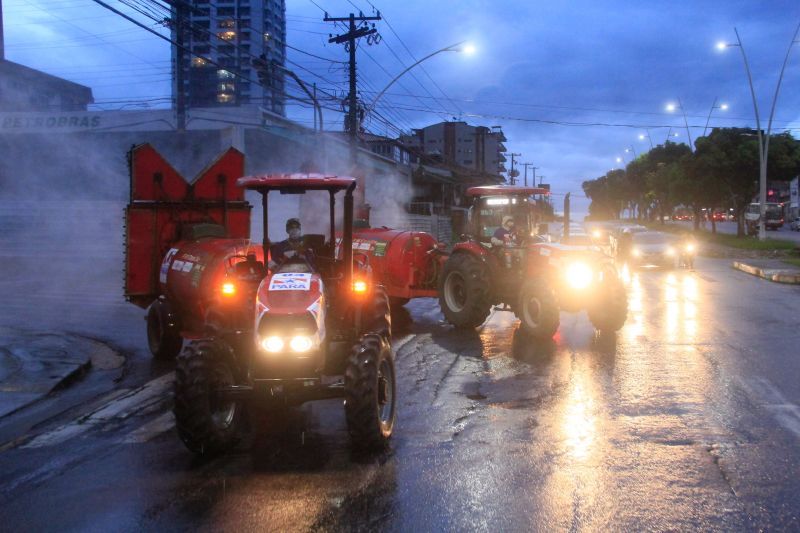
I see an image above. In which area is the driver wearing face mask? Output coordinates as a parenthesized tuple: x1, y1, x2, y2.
(268, 218, 316, 270)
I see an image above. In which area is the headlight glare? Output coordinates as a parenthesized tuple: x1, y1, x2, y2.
(666, 247, 676, 256)
(565, 262, 593, 290)
(686, 243, 695, 252)
(289, 335, 314, 352)
(261, 336, 284, 353)
(632, 248, 641, 257)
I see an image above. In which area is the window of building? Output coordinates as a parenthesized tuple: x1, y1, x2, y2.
(218, 57, 235, 67)
(217, 6, 235, 16)
(239, 18, 251, 27)
(463, 160, 473, 165)
(217, 69, 235, 79)
(217, 30, 237, 40)
(194, 45, 211, 54)
(195, 7, 210, 17)
(218, 82, 236, 92)
(194, 20, 210, 29)
(240, 31, 250, 41)
(217, 93, 235, 104)
(239, 44, 250, 54)
(218, 18, 235, 28)
(191, 57, 207, 67)
(239, 82, 250, 92)
(238, 7, 250, 16)
(218, 44, 235, 54)
(192, 0, 208, 5)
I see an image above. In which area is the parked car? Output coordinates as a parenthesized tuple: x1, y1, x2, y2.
(790, 217, 800, 231)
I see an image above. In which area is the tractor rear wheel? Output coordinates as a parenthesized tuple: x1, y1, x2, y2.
(588, 272, 628, 333)
(438, 253, 491, 329)
(174, 339, 243, 456)
(344, 335, 396, 451)
(146, 299, 182, 360)
(516, 279, 560, 339)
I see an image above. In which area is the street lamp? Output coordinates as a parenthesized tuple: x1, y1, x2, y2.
(666, 98, 693, 150)
(718, 24, 800, 240)
(366, 41, 474, 115)
(665, 128, 680, 143)
(639, 131, 653, 149)
(625, 145, 637, 158)
(703, 97, 729, 137)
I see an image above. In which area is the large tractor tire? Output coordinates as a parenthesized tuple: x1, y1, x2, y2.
(516, 279, 560, 339)
(146, 298, 182, 360)
(588, 273, 628, 333)
(174, 339, 243, 456)
(344, 335, 396, 451)
(438, 253, 491, 329)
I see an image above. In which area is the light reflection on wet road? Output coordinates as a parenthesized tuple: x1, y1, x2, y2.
(2, 236, 800, 530)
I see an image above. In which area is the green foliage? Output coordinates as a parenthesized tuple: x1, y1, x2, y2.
(582, 129, 800, 232)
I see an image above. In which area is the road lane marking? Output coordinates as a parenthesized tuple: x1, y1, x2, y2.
(121, 411, 175, 444)
(739, 377, 800, 439)
(23, 372, 174, 448)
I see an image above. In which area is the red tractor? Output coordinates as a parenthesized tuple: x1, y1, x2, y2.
(437, 186, 627, 338)
(125, 145, 395, 455)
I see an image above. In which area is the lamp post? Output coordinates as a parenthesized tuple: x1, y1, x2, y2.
(366, 41, 474, 116)
(666, 99, 693, 150)
(625, 145, 637, 159)
(639, 131, 653, 150)
(718, 23, 800, 240)
(702, 97, 729, 137)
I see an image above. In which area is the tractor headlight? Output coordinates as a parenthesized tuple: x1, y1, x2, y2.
(565, 262, 593, 290)
(632, 248, 641, 257)
(686, 243, 695, 253)
(260, 336, 284, 353)
(289, 335, 314, 353)
(666, 247, 676, 256)
(592, 229, 602, 239)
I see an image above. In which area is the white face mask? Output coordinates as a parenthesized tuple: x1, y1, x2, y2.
(288, 228, 302, 240)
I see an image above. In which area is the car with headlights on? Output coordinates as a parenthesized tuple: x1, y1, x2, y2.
(628, 231, 678, 268)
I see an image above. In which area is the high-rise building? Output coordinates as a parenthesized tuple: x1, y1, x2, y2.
(400, 121, 508, 177)
(171, 0, 286, 114)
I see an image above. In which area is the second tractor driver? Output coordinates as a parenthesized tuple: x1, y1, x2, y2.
(491, 215, 519, 247)
(269, 217, 316, 270)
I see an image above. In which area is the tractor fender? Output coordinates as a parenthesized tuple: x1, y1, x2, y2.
(450, 241, 491, 262)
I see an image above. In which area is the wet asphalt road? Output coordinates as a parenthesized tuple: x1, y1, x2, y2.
(2, 203, 800, 531)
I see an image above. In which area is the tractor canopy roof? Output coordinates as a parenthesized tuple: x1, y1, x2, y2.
(238, 174, 356, 193)
(465, 185, 550, 197)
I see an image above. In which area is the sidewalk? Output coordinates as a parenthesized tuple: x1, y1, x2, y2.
(0, 327, 123, 419)
(732, 259, 800, 284)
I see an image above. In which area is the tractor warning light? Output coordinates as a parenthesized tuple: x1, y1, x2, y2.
(353, 280, 368, 294)
(222, 282, 236, 295)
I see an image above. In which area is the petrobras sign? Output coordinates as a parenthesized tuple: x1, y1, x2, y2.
(1, 112, 103, 132)
(790, 177, 799, 208)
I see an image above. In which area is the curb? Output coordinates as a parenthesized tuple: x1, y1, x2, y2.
(732, 261, 800, 284)
(0, 330, 123, 420)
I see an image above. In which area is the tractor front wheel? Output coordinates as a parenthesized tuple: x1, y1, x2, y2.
(146, 298, 182, 360)
(344, 335, 396, 451)
(174, 339, 243, 456)
(438, 253, 491, 329)
(588, 273, 628, 333)
(516, 279, 560, 339)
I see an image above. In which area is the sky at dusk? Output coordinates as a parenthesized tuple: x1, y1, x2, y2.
(4, 0, 800, 214)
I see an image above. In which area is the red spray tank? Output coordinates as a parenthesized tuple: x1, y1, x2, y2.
(348, 227, 445, 301)
(124, 144, 262, 340)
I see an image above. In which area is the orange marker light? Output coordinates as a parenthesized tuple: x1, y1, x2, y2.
(353, 280, 368, 294)
(222, 282, 236, 295)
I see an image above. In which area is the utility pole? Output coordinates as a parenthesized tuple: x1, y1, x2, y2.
(522, 163, 538, 187)
(325, 11, 381, 141)
(174, 1, 187, 131)
(509, 153, 521, 185)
